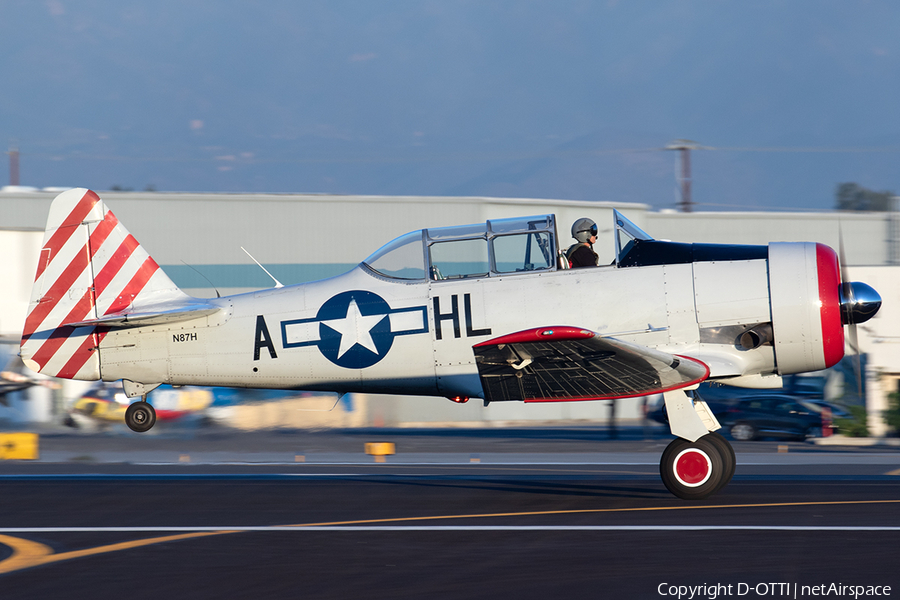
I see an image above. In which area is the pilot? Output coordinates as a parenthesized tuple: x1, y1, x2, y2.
(566, 217, 599, 268)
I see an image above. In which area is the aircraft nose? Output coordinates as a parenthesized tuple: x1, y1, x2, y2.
(839, 282, 881, 325)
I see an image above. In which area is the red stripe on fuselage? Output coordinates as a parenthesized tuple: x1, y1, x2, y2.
(22, 241, 92, 340)
(28, 291, 95, 369)
(24, 214, 124, 368)
(93, 234, 140, 298)
(473, 326, 595, 347)
(22, 210, 119, 342)
(89, 210, 120, 259)
(816, 243, 844, 369)
(51, 258, 160, 379)
(56, 330, 107, 380)
(34, 190, 101, 282)
(104, 256, 160, 315)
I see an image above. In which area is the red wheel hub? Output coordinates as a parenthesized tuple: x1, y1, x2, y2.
(673, 448, 712, 487)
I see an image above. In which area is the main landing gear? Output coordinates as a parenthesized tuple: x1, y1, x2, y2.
(659, 432, 735, 500)
(659, 390, 736, 500)
(125, 399, 157, 433)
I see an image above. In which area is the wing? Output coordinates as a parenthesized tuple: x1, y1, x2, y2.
(473, 326, 709, 402)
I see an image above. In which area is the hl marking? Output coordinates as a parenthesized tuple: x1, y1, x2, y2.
(432, 293, 492, 340)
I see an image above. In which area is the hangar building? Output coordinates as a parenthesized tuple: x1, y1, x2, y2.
(2, 188, 897, 435)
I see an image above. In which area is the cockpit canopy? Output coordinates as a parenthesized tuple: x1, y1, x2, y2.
(362, 215, 559, 281)
(361, 210, 700, 281)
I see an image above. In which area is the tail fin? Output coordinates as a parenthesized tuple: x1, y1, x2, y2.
(20, 188, 189, 380)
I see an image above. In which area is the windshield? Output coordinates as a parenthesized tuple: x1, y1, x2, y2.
(362, 231, 426, 280)
(614, 210, 654, 265)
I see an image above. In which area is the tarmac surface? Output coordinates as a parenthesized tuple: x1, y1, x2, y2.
(1, 424, 899, 599)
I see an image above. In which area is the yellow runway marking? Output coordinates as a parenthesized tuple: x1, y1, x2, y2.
(425, 465, 657, 475)
(0, 535, 54, 574)
(2, 499, 900, 575)
(0, 531, 234, 575)
(289, 499, 900, 528)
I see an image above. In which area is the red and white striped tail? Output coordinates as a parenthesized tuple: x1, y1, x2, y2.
(20, 188, 186, 380)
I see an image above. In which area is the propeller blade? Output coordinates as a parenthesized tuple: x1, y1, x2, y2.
(839, 221, 863, 400)
(846, 318, 860, 355)
(848, 320, 863, 399)
(838, 223, 857, 312)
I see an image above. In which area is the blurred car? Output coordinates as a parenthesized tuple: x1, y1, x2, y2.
(66, 382, 214, 429)
(647, 388, 846, 441)
(718, 394, 829, 441)
(797, 399, 851, 421)
(645, 393, 737, 426)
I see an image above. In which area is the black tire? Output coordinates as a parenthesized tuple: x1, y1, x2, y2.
(730, 422, 756, 441)
(804, 425, 822, 440)
(704, 431, 736, 492)
(660, 436, 725, 500)
(125, 401, 156, 433)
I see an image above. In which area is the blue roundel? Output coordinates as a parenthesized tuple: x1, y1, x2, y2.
(316, 290, 394, 369)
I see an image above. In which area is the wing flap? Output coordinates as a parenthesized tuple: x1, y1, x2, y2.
(473, 326, 708, 402)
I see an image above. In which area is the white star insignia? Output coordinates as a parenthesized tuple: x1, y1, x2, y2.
(320, 298, 386, 359)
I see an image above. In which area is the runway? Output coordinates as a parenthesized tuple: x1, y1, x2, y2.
(1, 430, 899, 598)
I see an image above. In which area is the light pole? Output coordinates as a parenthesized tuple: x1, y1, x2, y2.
(665, 139, 701, 212)
(7, 141, 19, 186)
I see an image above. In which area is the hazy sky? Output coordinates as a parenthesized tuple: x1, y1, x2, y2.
(2, 1, 899, 210)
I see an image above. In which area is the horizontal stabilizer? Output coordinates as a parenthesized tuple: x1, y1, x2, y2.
(473, 326, 709, 402)
(63, 304, 221, 329)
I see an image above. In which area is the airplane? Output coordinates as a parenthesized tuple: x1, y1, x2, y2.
(65, 381, 331, 429)
(65, 382, 215, 429)
(19, 188, 882, 499)
(0, 352, 60, 406)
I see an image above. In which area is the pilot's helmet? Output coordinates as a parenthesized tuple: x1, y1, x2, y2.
(572, 218, 597, 243)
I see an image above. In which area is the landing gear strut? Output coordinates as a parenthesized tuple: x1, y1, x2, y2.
(659, 389, 736, 500)
(125, 399, 156, 433)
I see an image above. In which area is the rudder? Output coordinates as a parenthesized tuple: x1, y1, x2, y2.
(21, 188, 186, 380)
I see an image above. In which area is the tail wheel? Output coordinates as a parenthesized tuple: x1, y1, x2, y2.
(125, 401, 157, 433)
(660, 435, 727, 500)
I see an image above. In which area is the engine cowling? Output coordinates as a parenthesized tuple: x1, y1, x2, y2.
(767, 242, 844, 374)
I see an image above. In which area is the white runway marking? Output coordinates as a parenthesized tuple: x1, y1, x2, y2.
(1, 525, 899, 533)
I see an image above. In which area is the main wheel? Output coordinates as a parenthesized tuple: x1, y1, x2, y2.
(704, 431, 736, 492)
(125, 401, 157, 433)
(660, 436, 726, 500)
